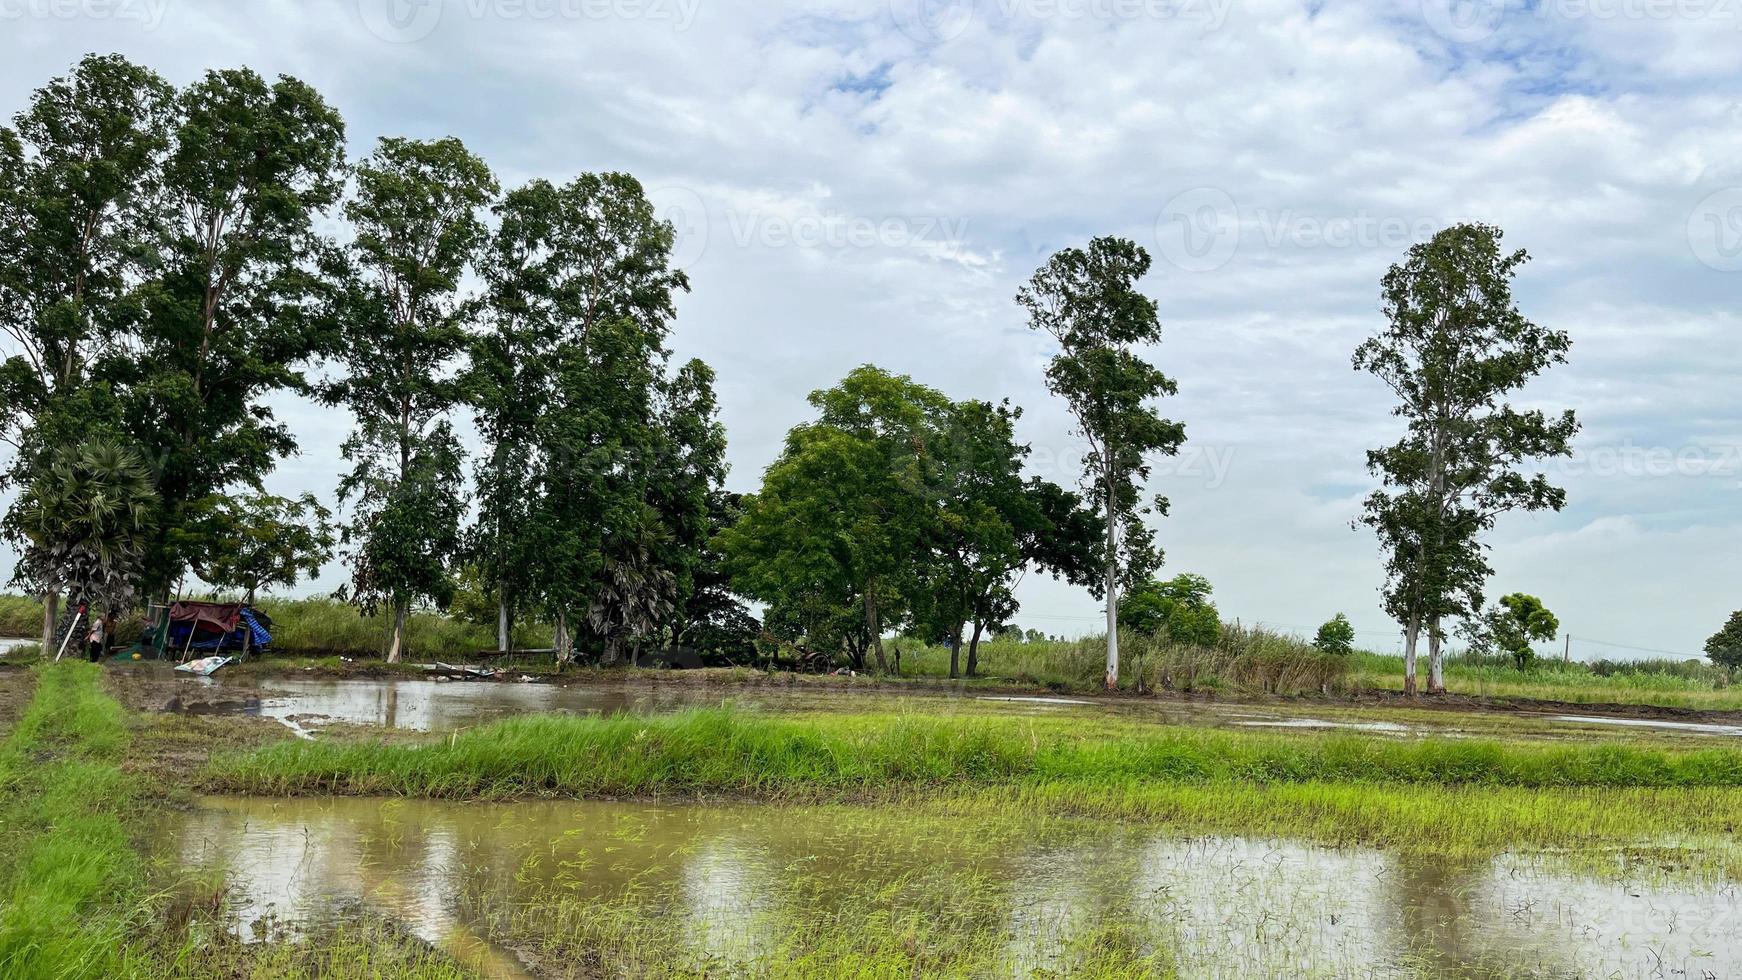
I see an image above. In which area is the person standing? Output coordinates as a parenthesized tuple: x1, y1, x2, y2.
(85, 615, 106, 663)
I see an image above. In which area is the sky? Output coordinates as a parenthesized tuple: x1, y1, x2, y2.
(1, 0, 1739, 658)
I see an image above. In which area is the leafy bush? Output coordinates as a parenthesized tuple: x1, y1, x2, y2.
(1118, 573, 1221, 647)
(1705, 610, 1742, 669)
(1313, 614, 1356, 655)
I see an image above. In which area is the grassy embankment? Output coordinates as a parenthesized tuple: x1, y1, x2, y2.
(0, 663, 475, 979)
(210, 706, 1742, 856)
(1351, 649, 1741, 710)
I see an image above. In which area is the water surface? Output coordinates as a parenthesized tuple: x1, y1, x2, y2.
(171, 795, 1741, 979)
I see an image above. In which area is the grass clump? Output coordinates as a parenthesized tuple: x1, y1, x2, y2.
(0, 663, 146, 978)
(209, 706, 1742, 801)
(902, 624, 1351, 696)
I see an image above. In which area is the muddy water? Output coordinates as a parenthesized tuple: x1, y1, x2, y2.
(131, 674, 748, 736)
(171, 796, 1740, 979)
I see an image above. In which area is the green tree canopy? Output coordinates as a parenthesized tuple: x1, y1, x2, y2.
(721, 365, 950, 673)
(911, 398, 1101, 678)
(0, 54, 171, 471)
(471, 173, 697, 666)
(188, 492, 334, 605)
(1118, 573, 1220, 648)
(1704, 611, 1742, 670)
(1477, 592, 1559, 670)
(1313, 613, 1357, 655)
(120, 66, 347, 600)
(0, 55, 172, 644)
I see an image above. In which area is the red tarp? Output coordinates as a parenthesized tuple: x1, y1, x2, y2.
(167, 601, 242, 635)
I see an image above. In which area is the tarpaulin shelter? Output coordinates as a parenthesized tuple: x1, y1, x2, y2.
(164, 601, 272, 656)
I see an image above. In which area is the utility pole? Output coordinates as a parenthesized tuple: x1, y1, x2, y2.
(1564, 634, 1571, 664)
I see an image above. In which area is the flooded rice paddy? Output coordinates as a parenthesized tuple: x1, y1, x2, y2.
(172, 795, 1740, 979)
(116, 667, 1742, 745)
(119, 667, 1742, 976)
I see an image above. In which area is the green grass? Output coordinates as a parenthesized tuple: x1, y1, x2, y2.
(0, 593, 550, 661)
(210, 705, 1742, 797)
(255, 597, 551, 658)
(149, 920, 480, 979)
(0, 663, 148, 978)
(0, 595, 41, 639)
(1352, 650, 1742, 710)
(899, 624, 1352, 695)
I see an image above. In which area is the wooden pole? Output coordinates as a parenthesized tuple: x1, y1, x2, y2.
(53, 605, 85, 662)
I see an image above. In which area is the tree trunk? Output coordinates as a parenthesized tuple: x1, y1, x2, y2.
(554, 611, 571, 668)
(40, 591, 58, 655)
(966, 619, 985, 678)
(386, 601, 408, 664)
(864, 589, 889, 674)
(1427, 618, 1446, 694)
(1402, 611, 1421, 696)
(948, 629, 961, 680)
(497, 595, 510, 653)
(1103, 476, 1120, 692)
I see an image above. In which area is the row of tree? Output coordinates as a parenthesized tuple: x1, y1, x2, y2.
(0, 56, 1603, 684)
(0, 54, 732, 665)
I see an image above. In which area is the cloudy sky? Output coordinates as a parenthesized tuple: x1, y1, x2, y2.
(2, 0, 1739, 657)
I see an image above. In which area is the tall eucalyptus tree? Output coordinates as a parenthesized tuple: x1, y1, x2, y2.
(1020, 237, 1185, 690)
(1355, 223, 1577, 694)
(328, 137, 496, 662)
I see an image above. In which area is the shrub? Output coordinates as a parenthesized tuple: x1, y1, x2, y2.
(1705, 610, 1742, 669)
(1313, 614, 1356, 655)
(1118, 573, 1221, 647)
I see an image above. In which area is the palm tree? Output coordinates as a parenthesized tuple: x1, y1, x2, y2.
(8, 439, 157, 618)
(587, 526, 677, 667)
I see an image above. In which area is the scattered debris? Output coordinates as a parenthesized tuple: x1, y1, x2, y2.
(175, 656, 235, 677)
